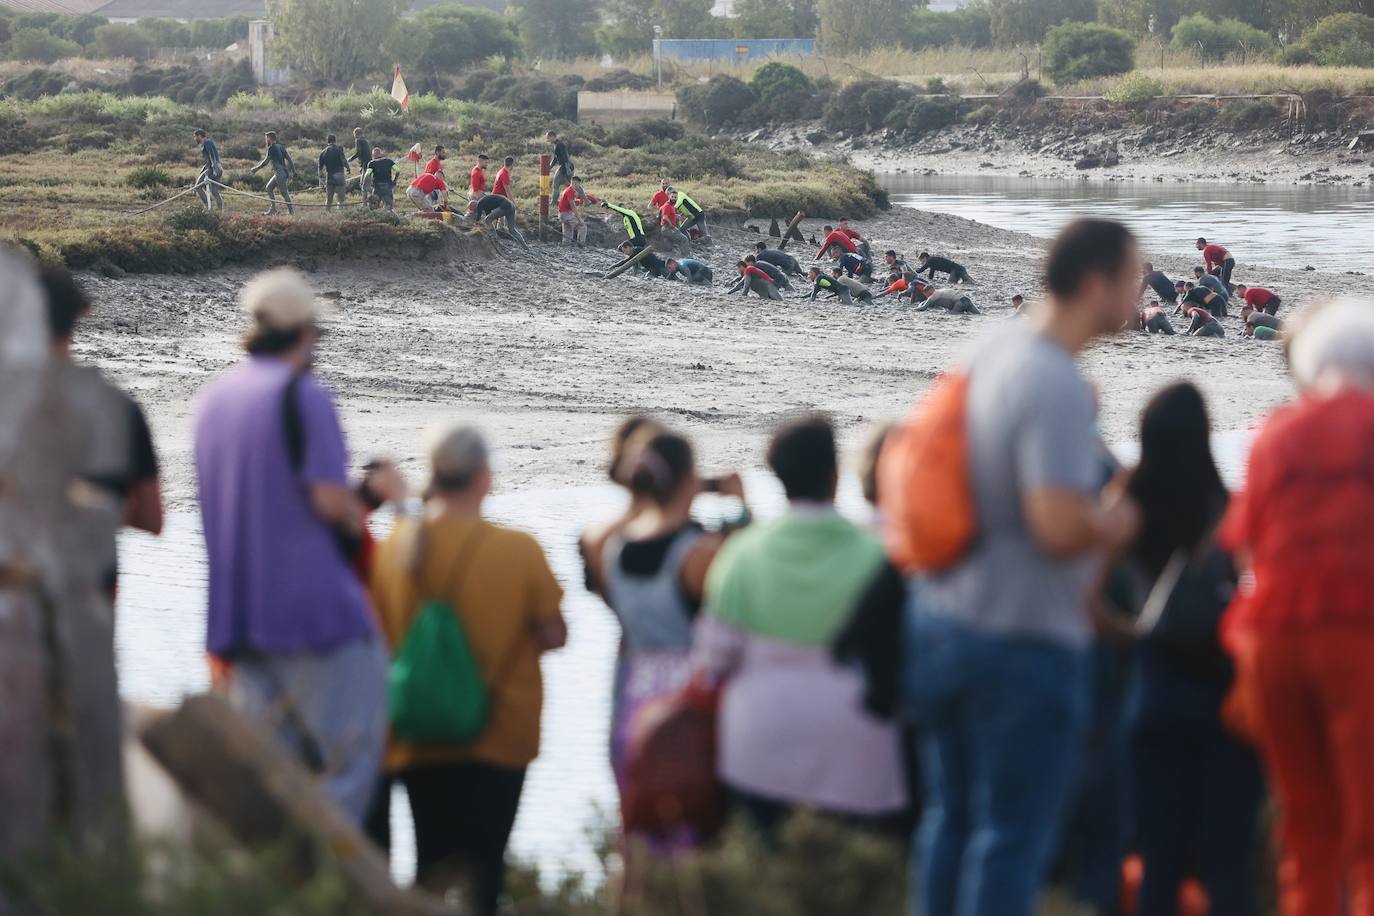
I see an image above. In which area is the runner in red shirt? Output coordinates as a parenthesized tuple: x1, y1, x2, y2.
(730, 260, 782, 300)
(817, 225, 858, 259)
(650, 179, 671, 210)
(492, 156, 513, 198)
(469, 153, 489, 196)
(837, 218, 872, 258)
(424, 145, 446, 176)
(408, 172, 447, 211)
(1235, 284, 1281, 316)
(557, 176, 596, 246)
(659, 199, 680, 232)
(1196, 237, 1235, 287)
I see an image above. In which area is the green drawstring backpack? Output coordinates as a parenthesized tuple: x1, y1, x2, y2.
(388, 530, 490, 745)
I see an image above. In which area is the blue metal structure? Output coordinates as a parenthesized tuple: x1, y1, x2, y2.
(653, 38, 816, 64)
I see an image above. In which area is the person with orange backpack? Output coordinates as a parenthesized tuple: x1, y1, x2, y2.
(882, 219, 1141, 916)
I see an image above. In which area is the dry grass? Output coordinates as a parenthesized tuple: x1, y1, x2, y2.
(538, 46, 1374, 98)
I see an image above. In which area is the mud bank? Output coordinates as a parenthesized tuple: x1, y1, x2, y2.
(751, 114, 1374, 186)
(76, 206, 1373, 513)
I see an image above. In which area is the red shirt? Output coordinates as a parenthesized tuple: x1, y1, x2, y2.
(650, 189, 670, 209)
(492, 166, 511, 198)
(1243, 287, 1278, 309)
(1201, 243, 1230, 271)
(839, 227, 862, 240)
(659, 202, 679, 226)
(818, 230, 858, 256)
(1221, 390, 1374, 634)
(742, 265, 773, 283)
(557, 185, 583, 212)
(470, 166, 486, 194)
(424, 156, 443, 175)
(411, 173, 446, 194)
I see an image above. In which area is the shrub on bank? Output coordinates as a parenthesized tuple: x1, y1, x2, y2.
(125, 165, 174, 189)
(822, 78, 916, 133)
(9, 27, 81, 63)
(1105, 71, 1165, 107)
(1169, 15, 1273, 61)
(676, 74, 755, 130)
(1042, 22, 1136, 84)
(906, 5, 992, 49)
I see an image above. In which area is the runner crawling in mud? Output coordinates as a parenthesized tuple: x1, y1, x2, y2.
(914, 252, 975, 285)
(838, 251, 872, 279)
(753, 242, 802, 276)
(808, 267, 852, 303)
(876, 272, 909, 299)
(1185, 305, 1225, 337)
(665, 257, 712, 284)
(1140, 262, 1178, 306)
(816, 225, 859, 260)
(619, 241, 668, 279)
(1180, 281, 1227, 319)
(729, 260, 782, 300)
(885, 250, 917, 282)
(1138, 302, 1176, 335)
(832, 267, 874, 303)
(1241, 305, 1284, 337)
(836, 218, 873, 259)
(474, 193, 517, 235)
(1197, 237, 1235, 289)
(1235, 284, 1282, 316)
(1193, 267, 1231, 305)
(915, 288, 980, 314)
(745, 255, 791, 290)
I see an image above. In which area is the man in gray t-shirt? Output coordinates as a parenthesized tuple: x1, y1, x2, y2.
(903, 218, 1141, 916)
(922, 323, 1100, 649)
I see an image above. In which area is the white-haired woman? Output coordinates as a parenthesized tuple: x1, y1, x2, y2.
(368, 426, 567, 916)
(1221, 299, 1374, 916)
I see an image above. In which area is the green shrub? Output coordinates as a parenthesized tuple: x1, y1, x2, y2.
(822, 79, 916, 133)
(1169, 15, 1273, 61)
(750, 61, 815, 106)
(62, 129, 115, 152)
(1278, 45, 1317, 65)
(1105, 71, 1165, 107)
(1, 66, 72, 99)
(405, 5, 521, 74)
(9, 27, 81, 62)
(1298, 12, 1374, 54)
(676, 75, 755, 130)
(582, 68, 653, 92)
(92, 23, 155, 59)
(126, 165, 173, 188)
(227, 90, 278, 111)
(1317, 36, 1374, 67)
(1042, 22, 1136, 84)
(165, 206, 223, 233)
(906, 5, 992, 49)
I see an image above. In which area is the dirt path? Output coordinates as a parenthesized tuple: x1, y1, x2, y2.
(75, 207, 1369, 511)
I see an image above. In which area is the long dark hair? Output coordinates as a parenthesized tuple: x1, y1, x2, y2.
(1127, 382, 1227, 579)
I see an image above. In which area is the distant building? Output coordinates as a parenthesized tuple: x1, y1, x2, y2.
(655, 38, 815, 64)
(710, 0, 739, 16)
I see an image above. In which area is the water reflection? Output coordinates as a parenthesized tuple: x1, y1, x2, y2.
(115, 432, 1250, 881)
(878, 173, 1374, 271)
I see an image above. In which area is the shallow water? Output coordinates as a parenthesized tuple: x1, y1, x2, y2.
(878, 173, 1374, 271)
(116, 433, 1249, 882)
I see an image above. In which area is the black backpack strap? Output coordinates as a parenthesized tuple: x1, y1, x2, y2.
(283, 371, 306, 471)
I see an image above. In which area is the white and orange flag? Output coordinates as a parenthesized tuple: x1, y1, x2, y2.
(391, 64, 410, 111)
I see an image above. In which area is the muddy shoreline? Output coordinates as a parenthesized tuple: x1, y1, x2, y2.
(76, 205, 1372, 514)
(750, 122, 1374, 186)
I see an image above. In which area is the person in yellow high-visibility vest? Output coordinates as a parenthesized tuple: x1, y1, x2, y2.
(600, 201, 647, 250)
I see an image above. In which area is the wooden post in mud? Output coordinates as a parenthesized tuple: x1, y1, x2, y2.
(140, 694, 449, 916)
(538, 154, 551, 243)
(0, 251, 129, 868)
(777, 211, 806, 250)
(603, 244, 655, 280)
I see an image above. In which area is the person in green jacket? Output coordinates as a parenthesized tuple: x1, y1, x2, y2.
(600, 200, 647, 250)
(674, 188, 708, 239)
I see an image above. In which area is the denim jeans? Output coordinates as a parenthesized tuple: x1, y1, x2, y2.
(902, 605, 1090, 916)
